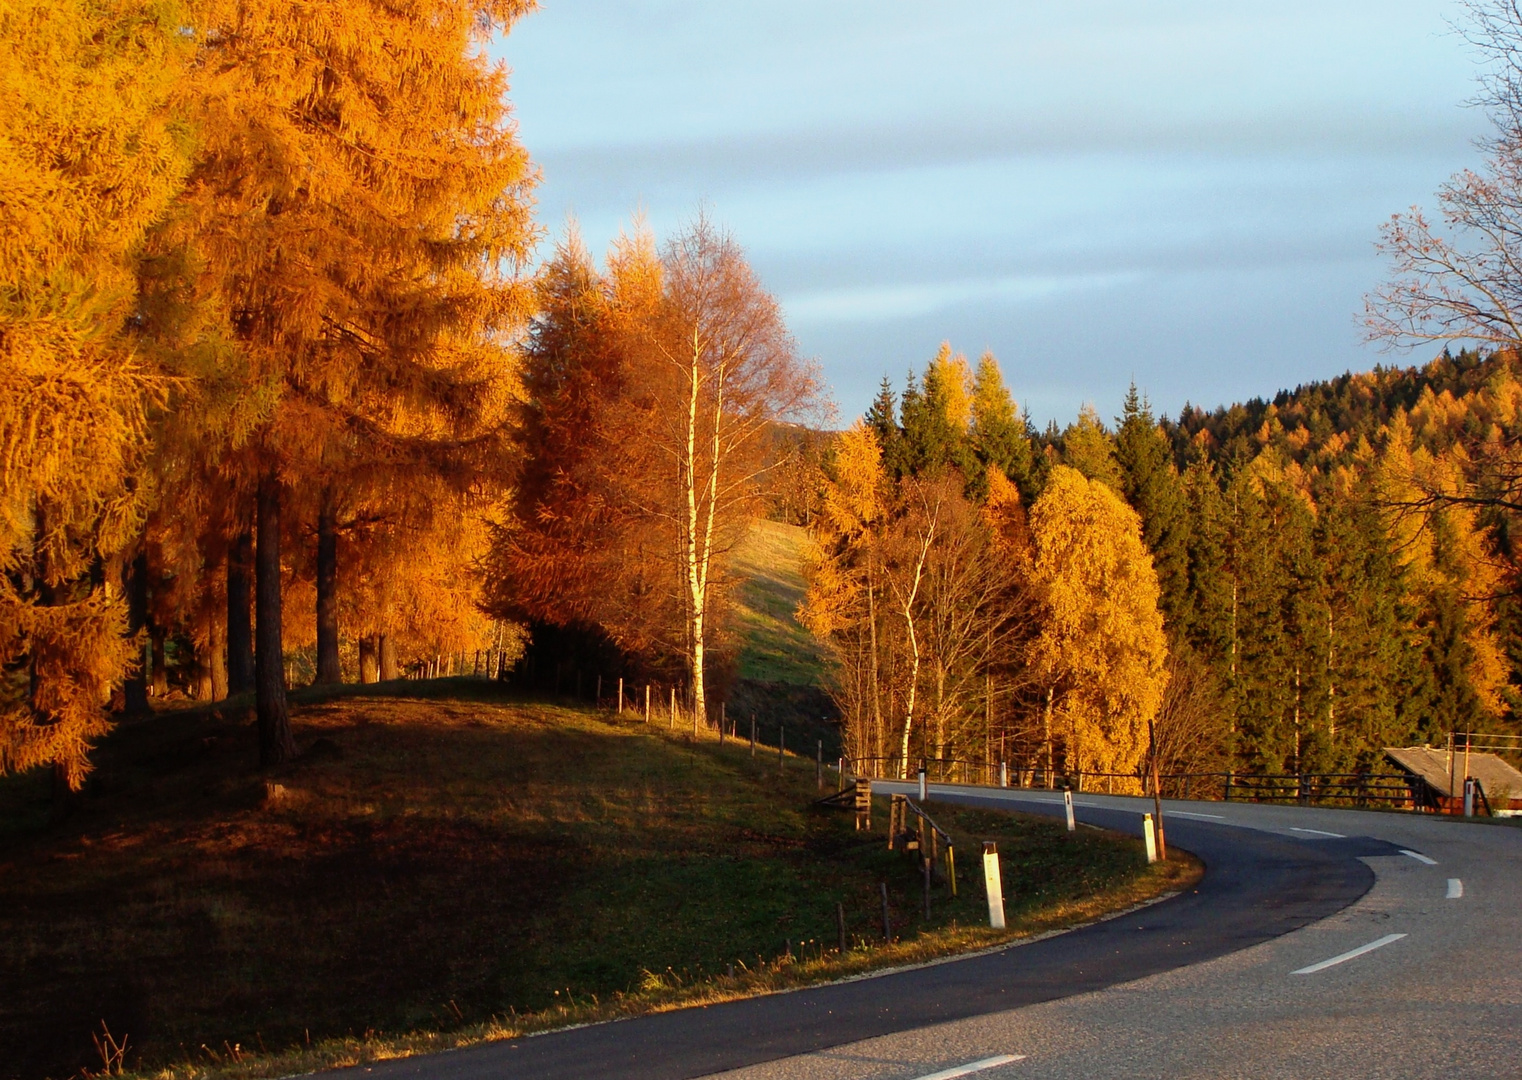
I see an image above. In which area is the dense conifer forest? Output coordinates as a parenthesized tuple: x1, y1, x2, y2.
(805, 347, 1522, 783)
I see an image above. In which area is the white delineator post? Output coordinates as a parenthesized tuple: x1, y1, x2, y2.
(1463, 777, 1475, 818)
(983, 841, 1006, 929)
(918, 765, 928, 802)
(1064, 789, 1076, 832)
(1000, 761, 1008, 788)
(1142, 813, 1158, 863)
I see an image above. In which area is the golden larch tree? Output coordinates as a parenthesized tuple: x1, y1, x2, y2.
(173, 0, 536, 762)
(0, 0, 189, 787)
(1027, 465, 1168, 790)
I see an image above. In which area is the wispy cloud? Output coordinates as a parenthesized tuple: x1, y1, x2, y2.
(783, 271, 1143, 326)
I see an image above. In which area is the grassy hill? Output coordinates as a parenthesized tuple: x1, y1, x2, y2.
(0, 683, 1193, 1080)
(729, 519, 826, 686)
(725, 519, 841, 757)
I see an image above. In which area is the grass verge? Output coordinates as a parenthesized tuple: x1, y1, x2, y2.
(0, 683, 1197, 1080)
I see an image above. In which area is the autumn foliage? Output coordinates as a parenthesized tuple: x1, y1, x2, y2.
(485, 220, 823, 714)
(812, 341, 1522, 787)
(1, 0, 537, 784)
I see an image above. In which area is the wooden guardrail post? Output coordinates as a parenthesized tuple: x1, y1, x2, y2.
(922, 851, 931, 918)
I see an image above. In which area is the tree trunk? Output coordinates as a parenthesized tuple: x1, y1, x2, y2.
(314, 489, 341, 685)
(209, 601, 228, 701)
(1043, 686, 1054, 789)
(256, 473, 296, 766)
(379, 634, 399, 681)
(682, 346, 709, 729)
(121, 546, 150, 715)
(359, 636, 379, 683)
(898, 623, 921, 781)
(150, 627, 168, 697)
(868, 569, 882, 764)
(227, 528, 255, 695)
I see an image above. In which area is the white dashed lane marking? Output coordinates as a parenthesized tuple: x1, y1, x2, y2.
(1401, 849, 1438, 865)
(909, 1055, 1026, 1080)
(1170, 811, 1226, 820)
(1290, 827, 1346, 838)
(1447, 878, 1464, 899)
(1291, 933, 1407, 975)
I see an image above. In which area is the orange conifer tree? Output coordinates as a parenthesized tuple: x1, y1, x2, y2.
(0, 0, 189, 787)
(171, 0, 536, 762)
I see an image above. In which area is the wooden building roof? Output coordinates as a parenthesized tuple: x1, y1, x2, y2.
(1384, 745, 1522, 803)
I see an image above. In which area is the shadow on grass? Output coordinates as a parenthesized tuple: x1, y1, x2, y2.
(0, 683, 1190, 1080)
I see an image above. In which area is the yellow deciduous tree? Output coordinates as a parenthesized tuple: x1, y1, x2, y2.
(801, 422, 889, 762)
(1027, 465, 1168, 790)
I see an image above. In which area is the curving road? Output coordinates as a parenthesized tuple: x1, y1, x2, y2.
(339, 785, 1522, 1080)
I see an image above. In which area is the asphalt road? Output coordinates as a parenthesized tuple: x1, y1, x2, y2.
(333, 785, 1521, 1080)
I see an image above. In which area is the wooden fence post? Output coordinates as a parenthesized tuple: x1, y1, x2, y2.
(644, 683, 650, 723)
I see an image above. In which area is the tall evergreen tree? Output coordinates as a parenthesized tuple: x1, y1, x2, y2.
(897, 370, 936, 476)
(1115, 384, 1190, 631)
(865, 376, 905, 478)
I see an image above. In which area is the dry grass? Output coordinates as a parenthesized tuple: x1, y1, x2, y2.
(0, 683, 1196, 1080)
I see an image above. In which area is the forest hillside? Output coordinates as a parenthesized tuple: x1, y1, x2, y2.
(804, 346, 1522, 785)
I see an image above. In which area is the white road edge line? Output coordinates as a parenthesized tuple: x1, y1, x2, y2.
(1170, 811, 1226, 820)
(1291, 933, 1407, 975)
(910, 1057, 1026, 1080)
(1447, 878, 1464, 899)
(1401, 849, 1438, 865)
(1290, 827, 1345, 838)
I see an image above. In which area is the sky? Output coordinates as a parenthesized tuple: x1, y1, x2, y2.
(498, 1, 1490, 427)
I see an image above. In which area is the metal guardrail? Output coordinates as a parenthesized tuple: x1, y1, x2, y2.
(844, 756, 1422, 811)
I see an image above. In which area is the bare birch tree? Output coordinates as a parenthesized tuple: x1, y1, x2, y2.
(641, 216, 823, 724)
(1365, 1, 1522, 546)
